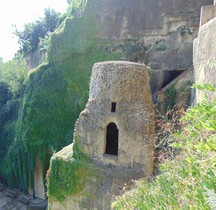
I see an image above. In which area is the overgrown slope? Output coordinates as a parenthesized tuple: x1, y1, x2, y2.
(113, 85, 216, 209)
(1, 4, 119, 192)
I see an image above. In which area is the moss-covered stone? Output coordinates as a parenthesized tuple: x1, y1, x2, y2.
(47, 141, 95, 202)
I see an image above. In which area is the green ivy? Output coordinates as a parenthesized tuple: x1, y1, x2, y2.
(2, 4, 119, 193)
(47, 138, 96, 202)
(165, 84, 177, 110)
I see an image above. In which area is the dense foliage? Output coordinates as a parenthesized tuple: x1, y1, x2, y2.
(14, 0, 88, 57)
(1, 0, 119, 193)
(0, 57, 27, 183)
(0, 57, 27, 94)
(14, 8, 60, 56)
(112, 85, 216, 209)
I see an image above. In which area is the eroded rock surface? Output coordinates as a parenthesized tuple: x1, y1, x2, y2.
(84, 0, 213, 93)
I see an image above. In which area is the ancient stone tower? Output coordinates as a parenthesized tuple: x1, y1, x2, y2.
(75, 61, 155, 174)
(48, 61, 155, 210)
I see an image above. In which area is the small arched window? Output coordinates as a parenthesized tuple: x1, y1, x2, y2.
(105, 123, 118, 156)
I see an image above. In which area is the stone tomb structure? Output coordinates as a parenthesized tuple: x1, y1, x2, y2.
(49, 61, 155, 209)
(76, 61, 155, 173)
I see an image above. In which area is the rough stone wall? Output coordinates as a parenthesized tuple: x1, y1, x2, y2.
(26, 49, 47, 70)
(49, 61, 155, 210)
(85, 0, 213, 93)
(200, 4, 216, 26)
(76, 61, 155, 174)
(87, 0, 211, 38)
(49, 154, 150, 210)
(194, 5, 216, 102)
(157, 67, 194, 113)
(32, 156, 45, 198)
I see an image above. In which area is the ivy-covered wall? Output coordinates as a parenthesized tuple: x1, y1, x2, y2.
(1, 3, 119, 194)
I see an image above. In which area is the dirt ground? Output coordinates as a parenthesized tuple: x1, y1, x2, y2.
(0, 190, 47, 210)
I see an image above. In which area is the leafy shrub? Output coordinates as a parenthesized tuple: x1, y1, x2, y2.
(0, 57, 27, 95)
(14, 8, 60, 56)
(154, 104, 185, 165)
(0, 57, 27, 186)
(113, 84, 216, 209)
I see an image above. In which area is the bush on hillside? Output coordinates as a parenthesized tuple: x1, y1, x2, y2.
(112, 84, 216, 210)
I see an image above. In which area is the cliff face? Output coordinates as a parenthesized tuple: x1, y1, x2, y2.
(89, 0, 209, 38)
(27, 0, 213, 92)
(5, 10, 119, 197)
(85, 0, 213, 92)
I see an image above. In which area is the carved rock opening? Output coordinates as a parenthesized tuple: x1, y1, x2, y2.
(105, 122, 118, 156)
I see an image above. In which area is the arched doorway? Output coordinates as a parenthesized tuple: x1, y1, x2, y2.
(105, 123, 118, 156)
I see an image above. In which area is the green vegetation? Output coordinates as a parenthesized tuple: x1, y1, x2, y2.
(180, 26, 193, 36)
(155, 39, 167, 51)
(67, 0, 87, 16)
(113, 84, 216, 209)
(47, 138, 96, 202)
(0, 57, 27, 94)
(14, 8, 61, 56)
(164, 83, 178, 110)
(0, 57, 27, 184)
(123, 39, 148, 63)
(164, 80, 193, 112)
(1, 0, 119, 193)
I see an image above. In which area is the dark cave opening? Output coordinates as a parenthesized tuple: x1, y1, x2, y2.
(161, 70, 184, 89)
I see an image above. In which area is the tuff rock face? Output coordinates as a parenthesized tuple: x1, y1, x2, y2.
(84, 0, 213, 93)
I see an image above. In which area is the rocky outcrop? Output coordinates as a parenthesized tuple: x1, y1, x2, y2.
(194, 2, 216, 102)
(26, 49, 47, 70)
(84, 0, 213, 93)
(48, 61, 155, 210)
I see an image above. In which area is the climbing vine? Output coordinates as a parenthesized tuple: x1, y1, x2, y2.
(164, 84, 177, 110)
(47, 138, 97, 202)
(1, 0, 119, 193)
